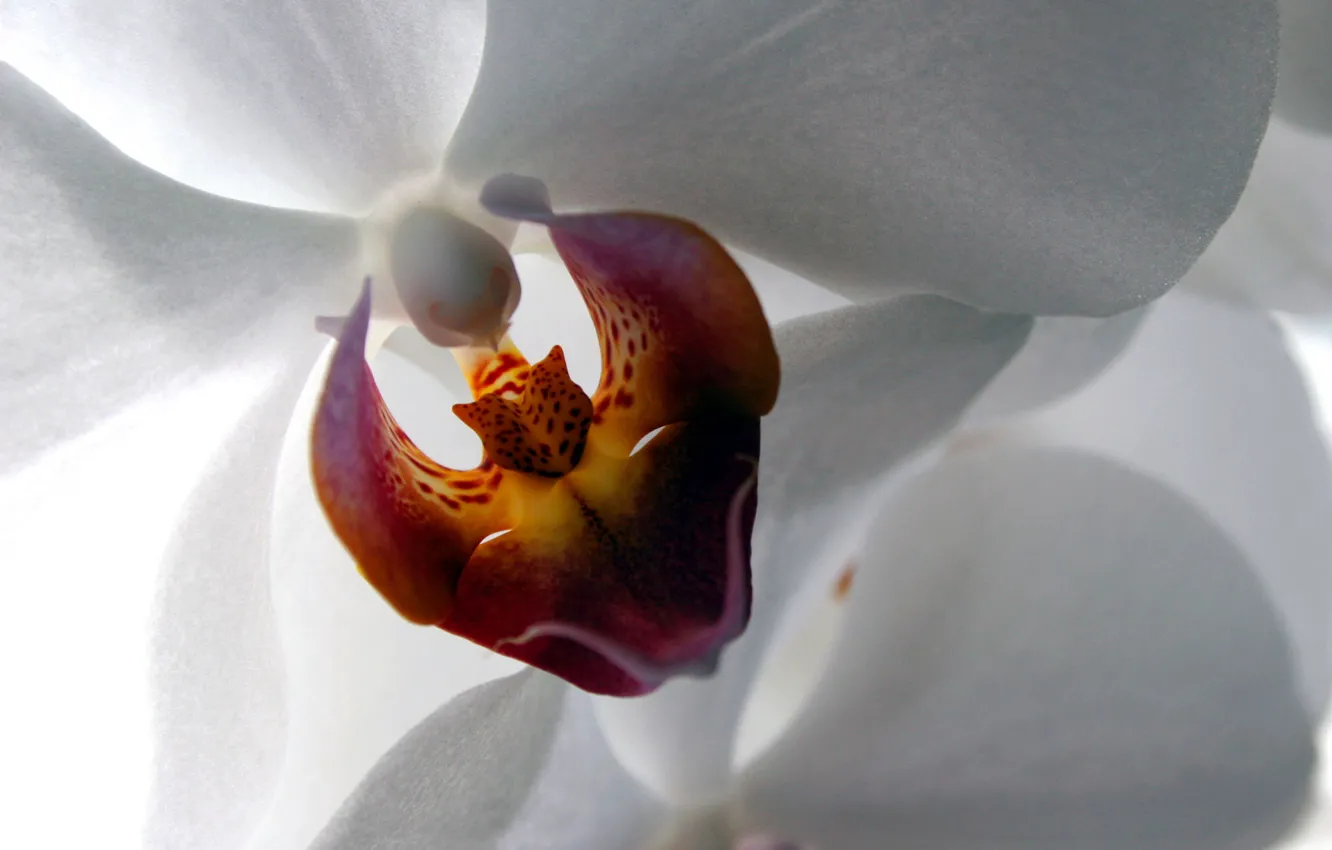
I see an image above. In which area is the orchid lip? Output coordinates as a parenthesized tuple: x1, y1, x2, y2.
(311, 180, 779, 695)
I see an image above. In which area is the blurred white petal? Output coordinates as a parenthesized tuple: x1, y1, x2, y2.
(731, 251, 851, 326)
(494, 686, 664, 850)
(964, 310, 1147, 423)
(1274, 0, 1332, 135)
(994, 292, 1332, 717)
(0, 371, 285, 849)
(0, 65, 368, 848)
(311, 671, 659, 850)
(742, 447, 1314, 850)
(447, 1, 1275, 315)
(1180, 120, 1332, 313)
(595, 297, 1031, 804)
(0, 65, 360, 472)
(251, 346, 523, 850)
(147, 345, 324, 850)
(2, 0, 486, 211)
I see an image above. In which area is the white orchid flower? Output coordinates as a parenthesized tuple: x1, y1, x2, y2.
(2, 1, 1325, 849)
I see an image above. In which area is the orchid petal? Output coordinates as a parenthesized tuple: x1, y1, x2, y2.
(147, 351, 324, 850)
(249, 344, 523, 850)
(731, 251, 851, 326)
(740, 447, 1313, 850)
(990, 292, 1332, 717)
(0, 66, 360, 472)
(595, 298, 1031, 803)
(0, 67, 363, 848)
(1274, 0, 1332, 135)
(493, 685, 664, 850)
(0, 372, 303, 849)
(309, 670, 563, 849)
(964, 310, 1146, 423)
(447, 2, 1275, 315)
(1, 0, 485, 212)
(1179, 119, 1332, 313)
(311, 671, 664, 850)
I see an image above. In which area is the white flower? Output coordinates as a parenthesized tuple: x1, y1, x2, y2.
(2, 1, 1326, 849)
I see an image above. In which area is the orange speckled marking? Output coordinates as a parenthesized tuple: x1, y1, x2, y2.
(833, 562, 856, 602)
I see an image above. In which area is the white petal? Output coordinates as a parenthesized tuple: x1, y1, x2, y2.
(0, 67, 364, 848)
(1274, 0, 1332, 135)
(310, 670, 565, 849)
(2, 0, 486, 212)
(1271, 721, 1332, 848)
(1179, 119, 1332, 313)
(147, 349, 323, 850)
(0, 66, 361, 472)
(989, 292, 1332, 717)
(0, 373, 296, 849)
(446, 2, 1275, 315)
(494, 686, 664, 850)
(594, 298, 1032, 804)
(964, 309, 1147, 423)
(249, 346, 523, 850)
(311, 671, 664, 850)
(731, 251, 851, 326)
(741, 447, 1314, 850)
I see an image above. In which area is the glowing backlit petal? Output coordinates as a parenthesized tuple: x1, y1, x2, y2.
(313, 189, 777, 694)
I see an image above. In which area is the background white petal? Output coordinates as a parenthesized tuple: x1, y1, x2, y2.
(0, 66, 361, 472)
(494, 687, 664, 850)
(731, 250, 851, 326)
(0, 66, 365, 848)
(595, 298, 1031, 804)
(0, 374, 291, 849)
(1180, 120, 1332, 313)
(741, 447, 1314, 850)
(309, 670, 565, 849)
(1274, 0, 1332, 135)
(310, 670, 661, 850)
(1, 0, 486, 211)
(446, 1, 1275, 315)
(964, 310, 1147, 423)
(250, 346, 522, 850)
(146, 349, 323, 850)
(986, 292, 1332, 718)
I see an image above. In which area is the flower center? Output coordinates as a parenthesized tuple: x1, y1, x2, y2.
(453, 345, 593, 477)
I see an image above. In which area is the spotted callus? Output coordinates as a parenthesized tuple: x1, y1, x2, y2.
(311, 188, 780, 696)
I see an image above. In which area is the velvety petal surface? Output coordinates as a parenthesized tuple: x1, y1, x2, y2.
(741, 447, 1314, 850)
(991, 292, 1332, 717)
(447, 2, 1275, 315)
(1274, 0, 1332, 134)
(1, 0, 485, 211)
(595, 298, 1031, 803)
(1180, 119, 1332, 313)
(0, 66, 363, 848)
(312, 670, 664, 850)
